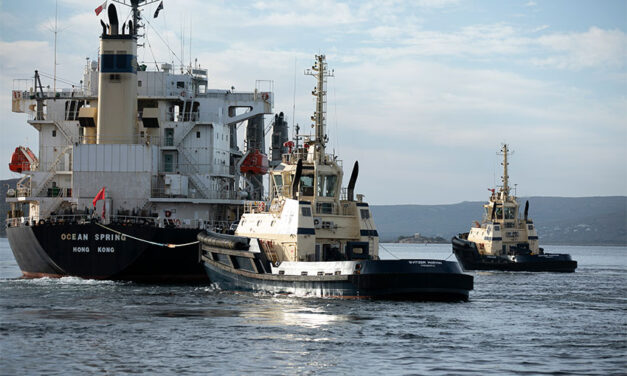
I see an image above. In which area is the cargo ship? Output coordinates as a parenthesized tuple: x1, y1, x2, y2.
(5, 1, 287, 281)
(451, 144, 577, 272)
(198, 55, 474, 300)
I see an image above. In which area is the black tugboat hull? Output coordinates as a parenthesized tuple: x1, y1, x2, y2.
(202, 257, 473, 301)
(6, 223, 207, 282)
(451, 236, 577, 273)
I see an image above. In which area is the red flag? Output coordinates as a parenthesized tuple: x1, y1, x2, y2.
(93, 187, 105, 207)
(95, 1, 107, 16)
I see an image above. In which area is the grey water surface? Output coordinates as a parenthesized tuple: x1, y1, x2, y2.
(0, 238, 625, 375)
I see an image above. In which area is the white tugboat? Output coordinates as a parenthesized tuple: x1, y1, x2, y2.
(452, 144, 577, 272)
(5, 1, 278, 281)
(198, 55, 474, 300)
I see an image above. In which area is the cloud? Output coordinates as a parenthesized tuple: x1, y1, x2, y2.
(533, 27, 627, 70)
(0, 1, 625, 203)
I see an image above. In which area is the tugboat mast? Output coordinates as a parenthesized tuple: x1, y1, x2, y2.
(498, 144, 513, 197)
(304, 55, 334, 161)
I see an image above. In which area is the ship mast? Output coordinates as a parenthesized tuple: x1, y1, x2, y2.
(304, 55, 334, 161)
(111, 0, 161, 38)
(498, 144, 512, 197)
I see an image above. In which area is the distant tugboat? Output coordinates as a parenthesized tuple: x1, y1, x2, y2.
(198, 55, 474, 301)
(451, 145, 577, 272)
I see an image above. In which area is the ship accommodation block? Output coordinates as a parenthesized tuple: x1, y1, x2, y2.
(9, 57, 273, 226)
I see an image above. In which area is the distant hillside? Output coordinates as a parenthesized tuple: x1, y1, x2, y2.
(1, 177, 625, 245)
(371, 196, 627, 245)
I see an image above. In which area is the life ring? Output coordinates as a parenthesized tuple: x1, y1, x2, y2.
(165, 210, 172, 218)
(174, 219, 181, 227)
(261, 92, 269, 101)
(258, 202, 266, 211)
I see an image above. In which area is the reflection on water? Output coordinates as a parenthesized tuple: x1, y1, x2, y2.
(240, 302, 351, 329)
(1, 240, 626, 375)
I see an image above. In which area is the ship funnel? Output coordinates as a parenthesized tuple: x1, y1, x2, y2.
(347, 161, 359, 201)
(96, 4, 138, 144)
(524, 200, 529, 221)
(292, 159, 303, 199)
(108, 4, 119, 35)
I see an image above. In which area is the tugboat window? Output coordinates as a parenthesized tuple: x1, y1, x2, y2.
(504, 207, 516, 219)
(300, 174, 314, 196)
(273, 175, 283, 194)
(317, 174, 337, 197)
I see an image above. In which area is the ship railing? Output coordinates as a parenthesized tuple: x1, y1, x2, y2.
(76, 134, 161, 144)
(150, 186, 239, 200)
(5, 213, 233, 233)
(244, 201, 268, 214)
(5, 216, 30, 228)
(165, 111, 200, 122)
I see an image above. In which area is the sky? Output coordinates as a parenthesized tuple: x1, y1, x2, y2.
(0, 0, 625, 205)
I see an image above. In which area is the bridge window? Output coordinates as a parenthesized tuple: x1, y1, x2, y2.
(504, 207, 516, 219)
(317, 174, 337, 197)
(300, 174, 314, 196)
(273, 175, 283, 194)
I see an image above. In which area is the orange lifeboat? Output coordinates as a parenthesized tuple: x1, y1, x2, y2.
(9, 146, 38, 173)
(240, 150, 268, 175)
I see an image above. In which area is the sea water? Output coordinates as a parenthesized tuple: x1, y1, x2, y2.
(0, 238, 625, 375)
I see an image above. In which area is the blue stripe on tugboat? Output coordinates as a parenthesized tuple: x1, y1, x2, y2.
(356, 202, 369, 207)
(483, 237, 502, 241)
(297, 228, 316, 235)
(528, 236, 538, 240)
(360, 229, 379, 237)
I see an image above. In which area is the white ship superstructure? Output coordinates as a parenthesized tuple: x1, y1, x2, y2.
(8, 1, 273, 229)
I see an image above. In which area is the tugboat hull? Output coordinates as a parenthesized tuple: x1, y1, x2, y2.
(7, 223, 207, 282)
(452, 236, 577, 273)
(199, 234, 473, 301)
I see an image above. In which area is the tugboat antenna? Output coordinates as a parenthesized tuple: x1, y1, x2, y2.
(304, 55, 334, 160)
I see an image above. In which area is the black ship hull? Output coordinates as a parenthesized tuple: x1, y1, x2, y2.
(6, 222, 207, 282)
(451, 236, 577, 273)
(199, 233, 473, 301)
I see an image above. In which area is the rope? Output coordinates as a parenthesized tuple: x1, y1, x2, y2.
(95, 222, 199, 248)
(379, 243, 400, 259)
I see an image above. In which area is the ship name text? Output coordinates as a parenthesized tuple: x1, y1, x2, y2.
(60, 233, 127, 241)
